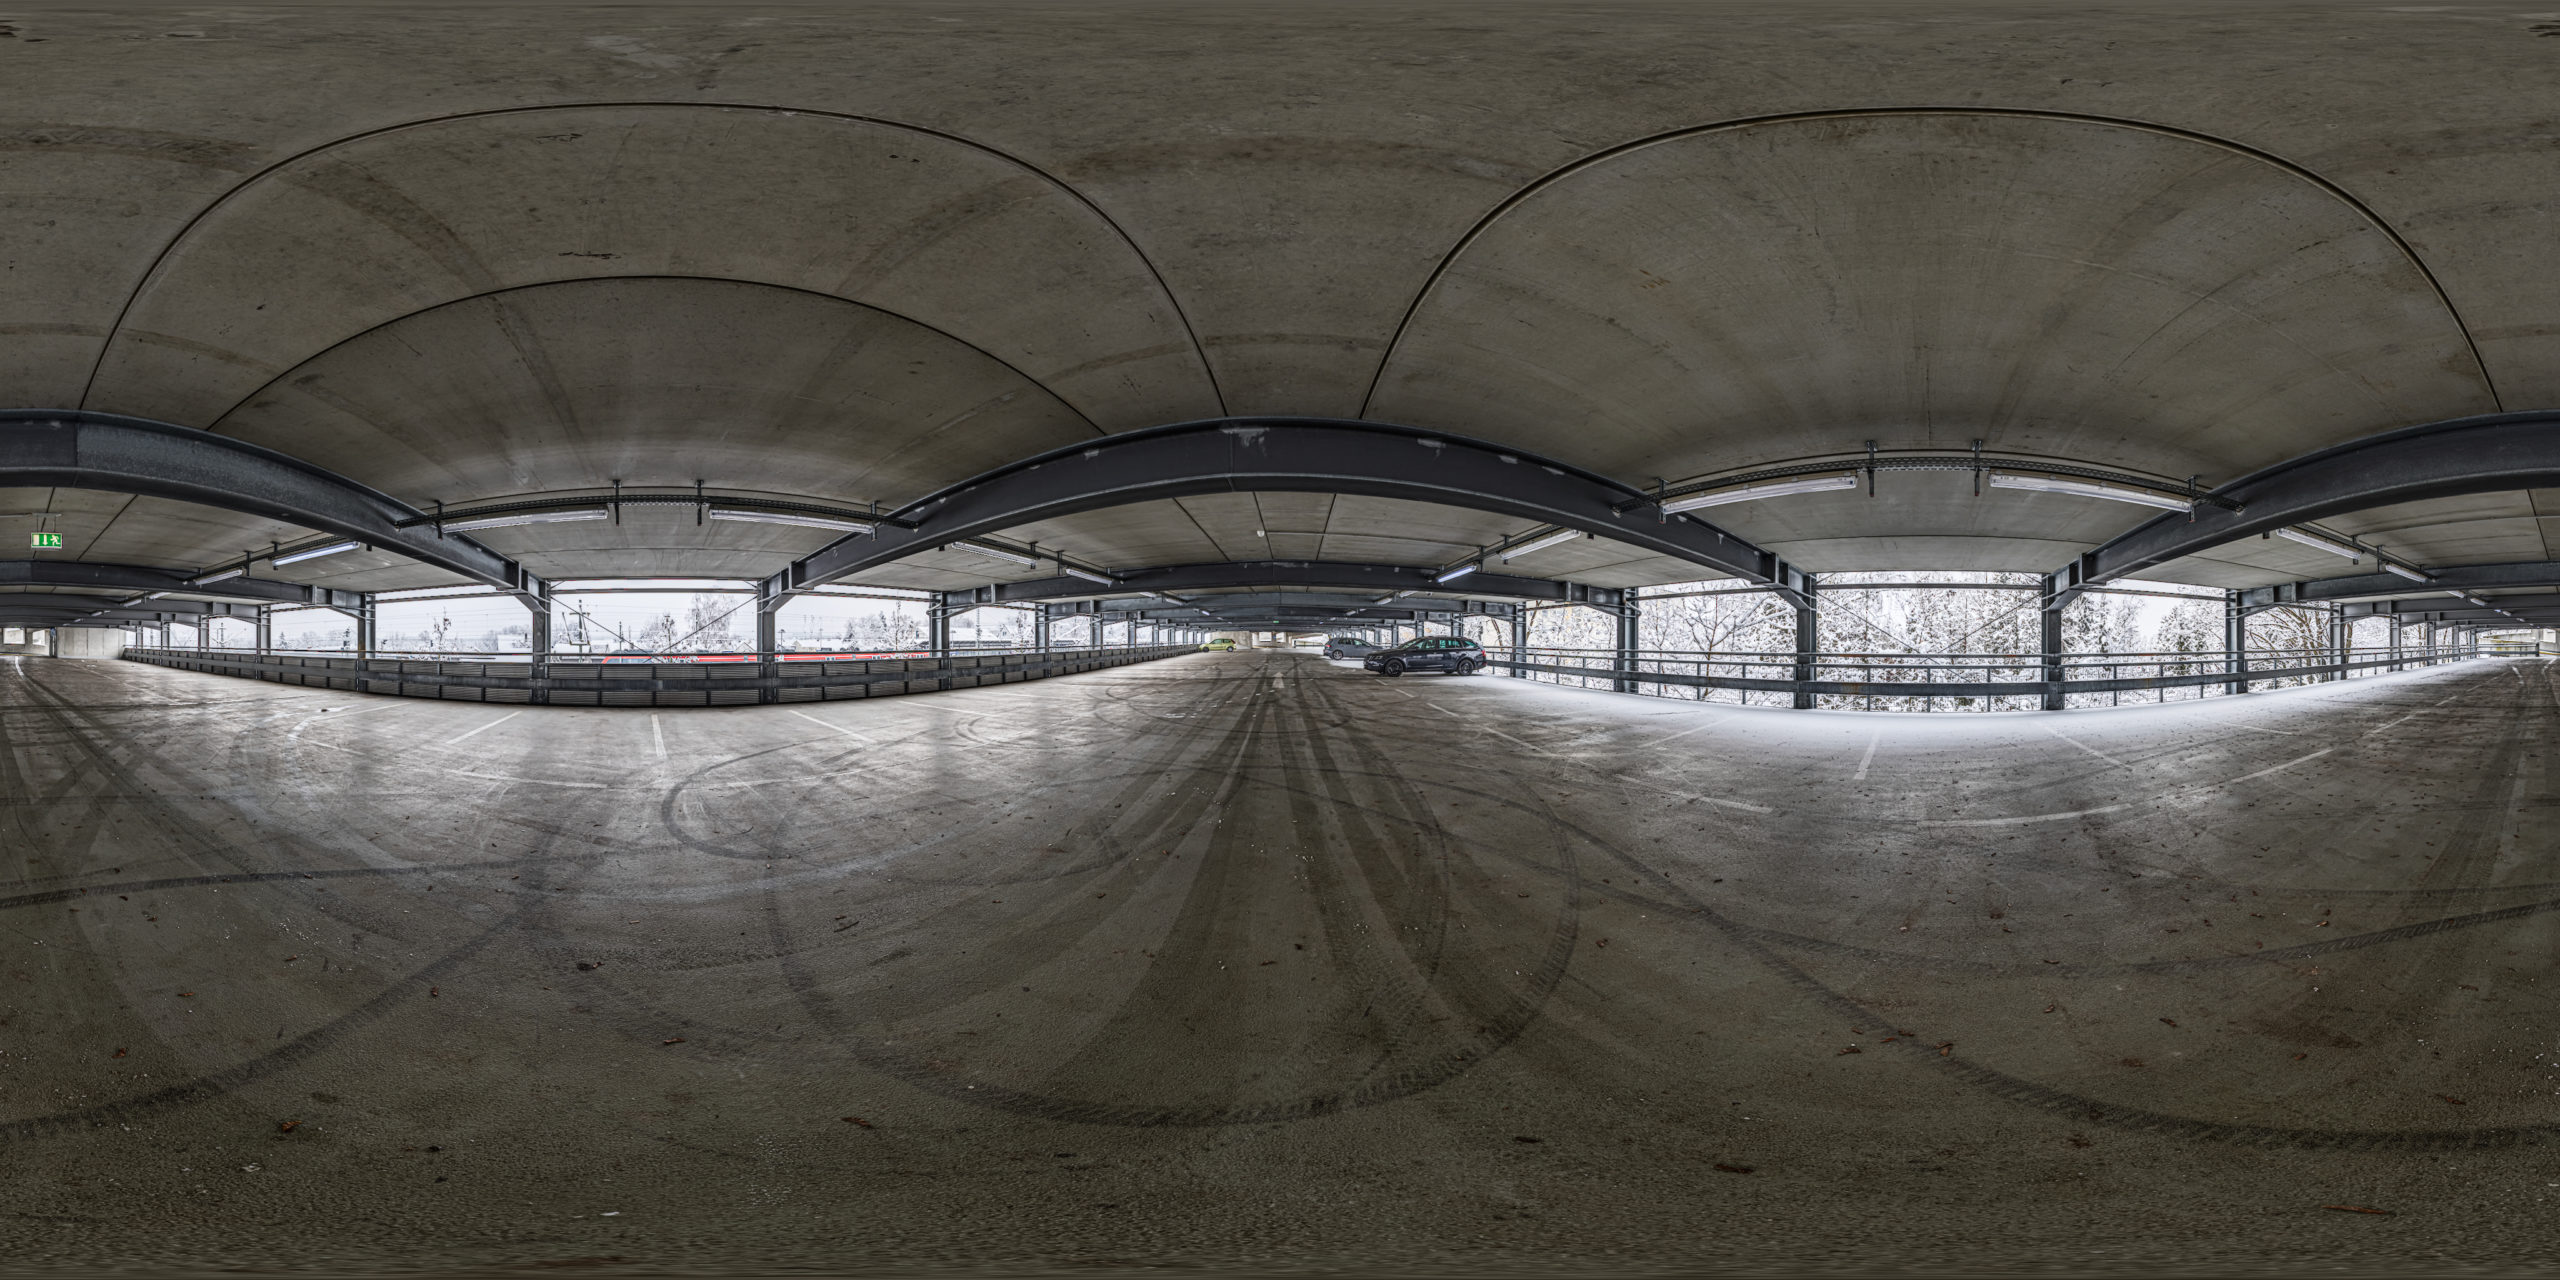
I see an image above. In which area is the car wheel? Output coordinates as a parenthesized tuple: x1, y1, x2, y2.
(1381, 658, 1405, 677)
(1457, 658, 1481, 675)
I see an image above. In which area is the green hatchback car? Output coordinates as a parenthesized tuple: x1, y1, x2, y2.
(1200, 637, 1238, 651)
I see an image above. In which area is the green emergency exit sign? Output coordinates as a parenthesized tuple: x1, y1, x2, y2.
(30, 532, 61, 549)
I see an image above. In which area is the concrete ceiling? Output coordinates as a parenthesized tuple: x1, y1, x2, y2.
(6, 2, 2559, 605)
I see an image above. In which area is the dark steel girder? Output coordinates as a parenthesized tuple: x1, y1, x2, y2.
(765, 418, 1802, 601)
(2341, 599, 2560, 626)
(2243, 559, 2560, 609)
(0, 593, 269, 625)
(0, 560, 362, 610)
(1122, 610, 1416, 627)
(2052, 410, 2560, 603)
(1091, 591, 1499, 616)
(0, 410, 540, 600)
(945, 559, 1623, 608)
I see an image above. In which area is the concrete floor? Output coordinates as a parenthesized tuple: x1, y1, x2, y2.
(3, 650, 2556, 1273)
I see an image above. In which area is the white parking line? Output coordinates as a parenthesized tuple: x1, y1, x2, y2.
(2040, 723, 2123, 767)
(1853, 730, 1880, 781)
(651, 713, 668, 760)
(450, 769, 608, 790)
(1640, 719, 1726, 749)
(1919, 803, 2130, 829)
(446, 710, 521, 744)
(2220, 747, 2333, 786)
(788, 709, 870, 742)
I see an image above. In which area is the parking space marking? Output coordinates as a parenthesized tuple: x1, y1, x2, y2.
(446, 710, 521, 745)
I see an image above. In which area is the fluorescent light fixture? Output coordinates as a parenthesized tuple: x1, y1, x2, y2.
(444, 508, 610, 532)
(1059, 566, 1115, 585)
(2383, 561, 2433, 583)
(1499, 529, 1583, 561)
(1987, 473, 2192, 512)
(271, 540, 361, 567)
(951, 542, 1039, 568)
(2273, 527, 2362, 562)
(708, 509, 873, 533)
(1660, 473, 1858, 513)
(1373, 591, 1411, 605)
(189, 568, 244, 585)
(1434, 562, 1480, 584)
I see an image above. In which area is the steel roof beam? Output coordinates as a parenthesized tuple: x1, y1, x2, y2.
(0, 410, 541, 601)
(948, 559, 1625, 607)
(0, 593, 271, 624)
(2050, 409, 2560, 605)
(2242, 559, 2560, 609)
(765, 417, 1801, 602)
(2340, 599, 2560, 625)
(0, 559, 363, 610)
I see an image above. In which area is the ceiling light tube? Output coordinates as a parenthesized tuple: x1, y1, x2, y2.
(1059, 566, 1115, 585)
(708, 509, 873, 533)
(1498, 529, 1583, 561)
(1986, 473, 2192, 512)
(270, 540, 361, 567)
(2382, 561, 2433, 583)
(1434, 562, 1480, 584)
(2273, 527, 2362, 562)
(189, 568, 244, 585)
(444, 508, 611, 532)
(1660, 473, 1858, 513)
(952, 542, 1039, 568)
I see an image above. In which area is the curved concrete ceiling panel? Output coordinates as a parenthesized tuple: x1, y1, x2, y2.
(199, 276, 1092, 518)
(85, 104, 1220, 432)
(1368, 113, 2498, 533)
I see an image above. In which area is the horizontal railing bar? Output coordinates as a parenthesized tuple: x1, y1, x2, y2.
(1488, 650, 2459, 698)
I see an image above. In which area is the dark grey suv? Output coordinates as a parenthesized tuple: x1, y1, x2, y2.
(1363, 636, 1485, 676)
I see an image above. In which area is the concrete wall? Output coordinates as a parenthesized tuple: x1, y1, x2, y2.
(55, 627, 125, 659)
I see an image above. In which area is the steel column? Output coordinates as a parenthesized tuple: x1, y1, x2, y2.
(2224, 592, 2250, 695)
(1791, 582, 1819, 710)
(2039, 597, 2067, 711)
(1611, 596, 1641, 694)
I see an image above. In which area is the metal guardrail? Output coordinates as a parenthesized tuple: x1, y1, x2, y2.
(119, 645, 1198, 707)
(1484, 644, 2479, 709)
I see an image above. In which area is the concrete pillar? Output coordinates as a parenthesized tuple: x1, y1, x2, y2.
(930, 595, 953, 657)
(356, 597, 376, 658)
(255, 606, 272, 655)
(2039, 598, 2067, 711)
(2330, 607, 2348, 681)
(1509, 609, 1527, 678)
(1790, 583, 1818, 710)
(1034, 608, 1050, 653)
